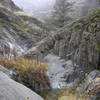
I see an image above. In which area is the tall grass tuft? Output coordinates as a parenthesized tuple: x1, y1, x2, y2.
(0, 56, 51, 92)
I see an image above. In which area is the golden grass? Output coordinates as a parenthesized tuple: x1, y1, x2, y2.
(0, 57, 49, 71)
(12, 57, 49, 72)
(44, 89, 91, 100)
(58, 89, 90, 100)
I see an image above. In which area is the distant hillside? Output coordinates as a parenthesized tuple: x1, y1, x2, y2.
(0, 0, 20, 11)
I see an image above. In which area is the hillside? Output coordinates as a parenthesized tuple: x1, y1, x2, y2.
(25, 8, 100, 90)
(0, 0, 100, 100)
(0, 0, 20, 11)
(0, 5, 49, 58)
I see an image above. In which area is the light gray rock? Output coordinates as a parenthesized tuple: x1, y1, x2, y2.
(0, 65, 8, 72)
(0, 72, 44, 100)
(0, 65, 16, 77)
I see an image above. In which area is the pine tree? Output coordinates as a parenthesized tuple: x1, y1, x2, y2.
(51, 0, 73, 29)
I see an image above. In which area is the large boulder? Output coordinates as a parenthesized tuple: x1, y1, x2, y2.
(0, 72, 44, 100)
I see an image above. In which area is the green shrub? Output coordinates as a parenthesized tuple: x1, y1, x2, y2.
(74, 23, 83, 30)
(12, 23, 29, 33)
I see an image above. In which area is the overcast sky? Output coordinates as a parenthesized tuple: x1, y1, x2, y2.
(13, 0, 84, 11)
(12, 0, 55, 12)
(12, 0, 84, 17)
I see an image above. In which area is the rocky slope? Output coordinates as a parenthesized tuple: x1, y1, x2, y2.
(25, 9, 100, 89)
(0, 3, 49, 58)
(0, 0, 100, 99)
(0, 0, 20, 11)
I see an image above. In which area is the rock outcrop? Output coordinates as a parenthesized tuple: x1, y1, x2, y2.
(25, 9, 100, 66)
(24, 9, 100, 88)
(0, 0, 20, 11)
(0, 5, 49, 58)
(0, 72, 44, 100)
(0, 0, 21, 11)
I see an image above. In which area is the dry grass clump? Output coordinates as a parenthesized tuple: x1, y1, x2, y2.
(0, 56, 49, 70)
(12, 57, 49, 71)
(44, 89, 90, 100)
(0, 56, 51, 92)
(0, 57, 14, 69)
(57, 89, 90, 100)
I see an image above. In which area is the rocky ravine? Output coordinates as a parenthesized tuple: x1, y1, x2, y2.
(24, 9, 100, 89)
(0, 0, 100, 100)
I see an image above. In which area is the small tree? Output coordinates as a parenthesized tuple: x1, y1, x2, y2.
(51, 0, 74, 29)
